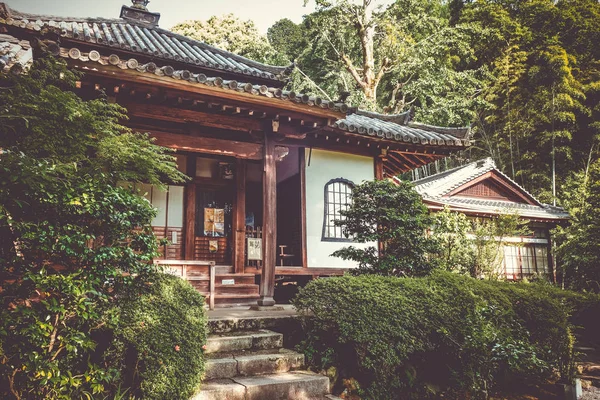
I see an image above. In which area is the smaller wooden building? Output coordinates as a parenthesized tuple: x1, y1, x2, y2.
(411, 158, 570, 280)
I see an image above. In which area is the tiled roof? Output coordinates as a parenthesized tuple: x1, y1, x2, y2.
(0, 33, 32, 72)
(422, 196, 570, 221)
(412, 157, 500, 198)
(335, 110, 471, 148)
(0, 3, 290, 83)
(408, 158, 570, 221)
(55, 45, 352, 112)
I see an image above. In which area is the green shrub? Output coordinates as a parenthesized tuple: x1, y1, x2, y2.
(332, 179, 438, 277)
(293, 271, 575, 399)
(111, 272, 208, 400)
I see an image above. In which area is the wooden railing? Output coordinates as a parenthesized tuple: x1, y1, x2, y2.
(154, 259, 217, 310)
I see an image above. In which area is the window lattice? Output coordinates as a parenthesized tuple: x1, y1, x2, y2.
(322, 178, 353, 241)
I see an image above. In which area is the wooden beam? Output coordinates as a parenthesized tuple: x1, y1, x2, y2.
(258, 132, 277, 306)
(184, 157, 196, 260)
(395, 152, 421, 169)
(247, 266, 347, 276)
(386, 154, 410, 174)
(388, 153, 412, 172)
(375, 156, 384, 180)
(144, 130, 264, 160)
(233, 159, 247, 274)
(75, 63, 344, 120)
(125, 102, 262, 132)
(299, 147, 308, 269)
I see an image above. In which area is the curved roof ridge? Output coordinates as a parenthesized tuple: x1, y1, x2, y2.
(355, 109, 411, 125)
(0, 2, 291, 80)
(407, 121, 471, 139)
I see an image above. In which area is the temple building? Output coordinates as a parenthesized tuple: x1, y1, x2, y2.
(1, 1, 480, 308)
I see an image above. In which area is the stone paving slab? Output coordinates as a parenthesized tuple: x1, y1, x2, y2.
(205, 348, 304, 379)
(205, 329, 283, 354)
(233, 371, 329, 400)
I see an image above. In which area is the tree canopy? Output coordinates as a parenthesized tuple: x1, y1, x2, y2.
(171, 14, 288, 65)
(0, 53, 187, 398)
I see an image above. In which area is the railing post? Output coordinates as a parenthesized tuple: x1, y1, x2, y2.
(209, 262, 216, 310)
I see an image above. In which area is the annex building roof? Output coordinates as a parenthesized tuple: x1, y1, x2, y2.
(408, 158, 570, 222)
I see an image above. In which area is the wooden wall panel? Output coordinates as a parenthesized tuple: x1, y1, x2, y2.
(193, 237, 230, 264)
(455, 180, 523, 203)
(153, 226, 183, 260)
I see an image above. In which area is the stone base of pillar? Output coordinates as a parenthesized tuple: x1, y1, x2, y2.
(249, 304, 284, 311)
(256, 297, 276, 307)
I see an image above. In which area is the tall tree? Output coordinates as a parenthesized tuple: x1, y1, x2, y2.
(267, 18, 306, 62)
(171, 14, 288, 65)
(276, 0, 487, 124)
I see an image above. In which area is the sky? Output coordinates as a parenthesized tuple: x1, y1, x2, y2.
(7, 0, 322, 33)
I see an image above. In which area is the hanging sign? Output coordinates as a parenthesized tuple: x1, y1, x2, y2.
(247, 238, 262, 261)
(204, 208, 225, 237)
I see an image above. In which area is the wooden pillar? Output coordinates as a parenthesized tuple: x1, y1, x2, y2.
(233, 158, 247, 274)
(300, 147, 308, 269)
(375, 155, 384, 180)
(258, 132, 277, 306)
(547, 228, 556, 283)
(184, 156, 196, 260)
(375, 155, 385, 255)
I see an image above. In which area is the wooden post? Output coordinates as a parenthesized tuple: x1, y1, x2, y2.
(233, 158, 247, 274)
(258, 132, 277, 306)
(184, 156, 196, 260)
(375, 155, 385, 255)
(209, 262, 216, 310)
(300, 147, 308, 269)
(375, 155, 384, 180)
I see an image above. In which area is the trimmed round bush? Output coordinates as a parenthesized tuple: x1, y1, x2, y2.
(112, 272, 208, 400)
(293, 271, 574, 399)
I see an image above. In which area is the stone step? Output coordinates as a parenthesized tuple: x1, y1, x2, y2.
(215, 273, 256, 285)
(192, 371, 330, 400)
(205, 330, 283, 354)
(215, 284, 259, 295)
(205, 349, 305, 379)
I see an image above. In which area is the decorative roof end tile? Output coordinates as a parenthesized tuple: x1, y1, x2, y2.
(120, 1, 160, 27)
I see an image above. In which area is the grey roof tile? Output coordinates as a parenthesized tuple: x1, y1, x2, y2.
(0, 3, 290, 83)
(408, 158, 570, 220)
(335, 112, 470, 148)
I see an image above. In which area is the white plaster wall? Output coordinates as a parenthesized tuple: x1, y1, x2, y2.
(305, 149, 375, 268)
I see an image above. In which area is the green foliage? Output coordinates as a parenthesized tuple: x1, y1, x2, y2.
(270, 0, 488, 124)
(332, 179, 438, 276)
(293, 271, 576, 399)
(556, 158, 600, 292)
(458, 0, 599, 202)
(171, 14, 288, 65)
(432, 208, 531, 278)
(267, 18, 307, 62)
(0, 55, 189, 398)
(431, 207, 474, 273)
(111, 273, 207, 400)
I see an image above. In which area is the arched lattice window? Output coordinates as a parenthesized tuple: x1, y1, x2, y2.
(322, 178, 354, 241)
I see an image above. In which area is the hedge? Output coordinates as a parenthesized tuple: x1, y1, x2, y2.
(293, 271, 578, 399)
(110, 272, 208, 400)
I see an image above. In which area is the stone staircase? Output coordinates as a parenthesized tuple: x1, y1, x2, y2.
(192, 329, 334, 400)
